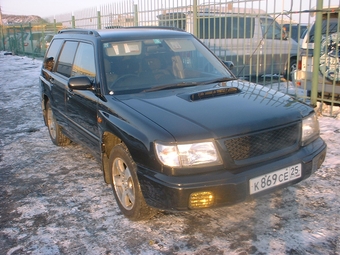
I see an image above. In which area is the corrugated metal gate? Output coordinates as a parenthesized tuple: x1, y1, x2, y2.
(1, 0, 339, 113)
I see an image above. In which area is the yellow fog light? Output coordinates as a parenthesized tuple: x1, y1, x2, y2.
(189, 191, 214, 209)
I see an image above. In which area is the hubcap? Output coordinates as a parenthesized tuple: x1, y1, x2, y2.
(112, 158, 135, 210)
(47, 107, 57, 139)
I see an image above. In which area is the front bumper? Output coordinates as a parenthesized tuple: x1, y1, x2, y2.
(137, 138, 327, 211)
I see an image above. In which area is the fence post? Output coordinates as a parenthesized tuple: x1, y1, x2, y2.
(134, 4, 138, 26)
(0, 25, 4, 51)
(12, 26, 16, 53)
(20, 25, 25, 53)
(310, 0, 323, 107)
(193, 0, 198, 37)
(6, 27, 10, 51)
(97, 8, 102, 29)
(54, 17, 57, 34)
(28, 23, 34, 54)
(72, 13, 76, 28)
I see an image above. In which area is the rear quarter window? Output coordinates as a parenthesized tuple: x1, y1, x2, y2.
(43, 39, 63, 71)
(198, 16, 255, 39)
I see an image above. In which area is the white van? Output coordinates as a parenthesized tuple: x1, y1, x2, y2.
(158, 11, 299, 79)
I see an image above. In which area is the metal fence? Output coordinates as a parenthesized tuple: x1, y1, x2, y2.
(1, 0, 339, 114)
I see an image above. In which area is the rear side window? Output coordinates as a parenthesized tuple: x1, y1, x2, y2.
(71, 43, 96, 78)
(30, 33, 42, 40)
(56, 41, 78, 77)
(198, 17, 254, 39)
(42, 39, 63, 75)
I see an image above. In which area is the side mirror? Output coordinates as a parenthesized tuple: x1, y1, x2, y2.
(223, 61, 234, 70)
(68, 76, 94, 91)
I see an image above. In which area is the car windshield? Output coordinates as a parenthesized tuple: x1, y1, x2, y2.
(102, 36, 234, 94)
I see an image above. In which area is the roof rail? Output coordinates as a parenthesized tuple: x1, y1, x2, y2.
(58, 29, 100, 37)
(121, 26, 185, 32)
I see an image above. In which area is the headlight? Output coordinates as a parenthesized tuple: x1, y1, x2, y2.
(155, 141, 221, 167)
(301, 113, 319, 145)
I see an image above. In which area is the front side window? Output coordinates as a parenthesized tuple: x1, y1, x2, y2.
(260, 18, 283, 40)
(72, 43, 96, 78)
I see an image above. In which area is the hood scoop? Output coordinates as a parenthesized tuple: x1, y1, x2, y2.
(189, 87, 240, 101)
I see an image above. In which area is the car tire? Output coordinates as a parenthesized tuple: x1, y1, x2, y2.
(46, 101, 70, 146)
(285, 58, 297, 81)
(109, 143, 157, 220)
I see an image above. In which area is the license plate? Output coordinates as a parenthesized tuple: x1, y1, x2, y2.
(249, 164, 301, 195)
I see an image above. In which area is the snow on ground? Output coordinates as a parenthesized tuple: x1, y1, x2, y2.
(0, 53, 339, 255)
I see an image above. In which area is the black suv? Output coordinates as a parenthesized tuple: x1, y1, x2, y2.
(39, 28, 326, 220)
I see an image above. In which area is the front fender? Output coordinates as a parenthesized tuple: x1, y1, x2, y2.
(98, 110, 164, 172)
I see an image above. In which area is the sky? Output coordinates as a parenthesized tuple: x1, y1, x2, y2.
(1, 0, 339, 19)
(0, 0, 114, 17)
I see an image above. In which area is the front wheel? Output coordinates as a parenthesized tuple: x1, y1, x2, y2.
(109, 144, 157, 220)
(285, 59, 297, 81)
(46, 101, 70, 146)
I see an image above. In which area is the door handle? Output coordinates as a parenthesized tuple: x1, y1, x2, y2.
(67, 89, 75, 100)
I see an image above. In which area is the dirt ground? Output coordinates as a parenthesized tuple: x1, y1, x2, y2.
(0, 54, 339, 255)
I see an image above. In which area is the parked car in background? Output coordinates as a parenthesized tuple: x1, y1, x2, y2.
(158, 11, 299, 80)
(293, 7, 340, 102)
(39, 27, 326, 220)
(3, 33, 26, 54)
(40, 34, 55, 53)
(22, 32, 44, 54)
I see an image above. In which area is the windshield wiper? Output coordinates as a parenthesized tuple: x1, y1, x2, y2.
(143, 77, 236, 93)
(200, 77, 236, 85)
(143, 81, 199, 92)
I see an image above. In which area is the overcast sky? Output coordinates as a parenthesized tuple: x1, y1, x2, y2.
(0, 0, 113, 17)
(0, 0, 339, 20)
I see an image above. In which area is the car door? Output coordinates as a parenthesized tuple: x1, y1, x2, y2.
(66, 42, 100, 154)
(50, 40, 78, 129)
(259, 17, 297, 75)
(41, 39, 71, 128)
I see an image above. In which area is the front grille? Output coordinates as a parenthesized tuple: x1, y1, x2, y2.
(224, 123, 299, 161)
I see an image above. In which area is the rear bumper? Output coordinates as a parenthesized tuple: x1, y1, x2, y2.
(293, 70, 340, 98)
(137, 138, 326, 211)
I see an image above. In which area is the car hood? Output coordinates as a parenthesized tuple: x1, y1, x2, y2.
(116, 80, 312, 141)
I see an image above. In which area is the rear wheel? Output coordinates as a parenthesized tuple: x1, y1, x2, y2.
(285, 58, 297, 81)
(46, 101, 70, 146)
(109, 143, 157, 220)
